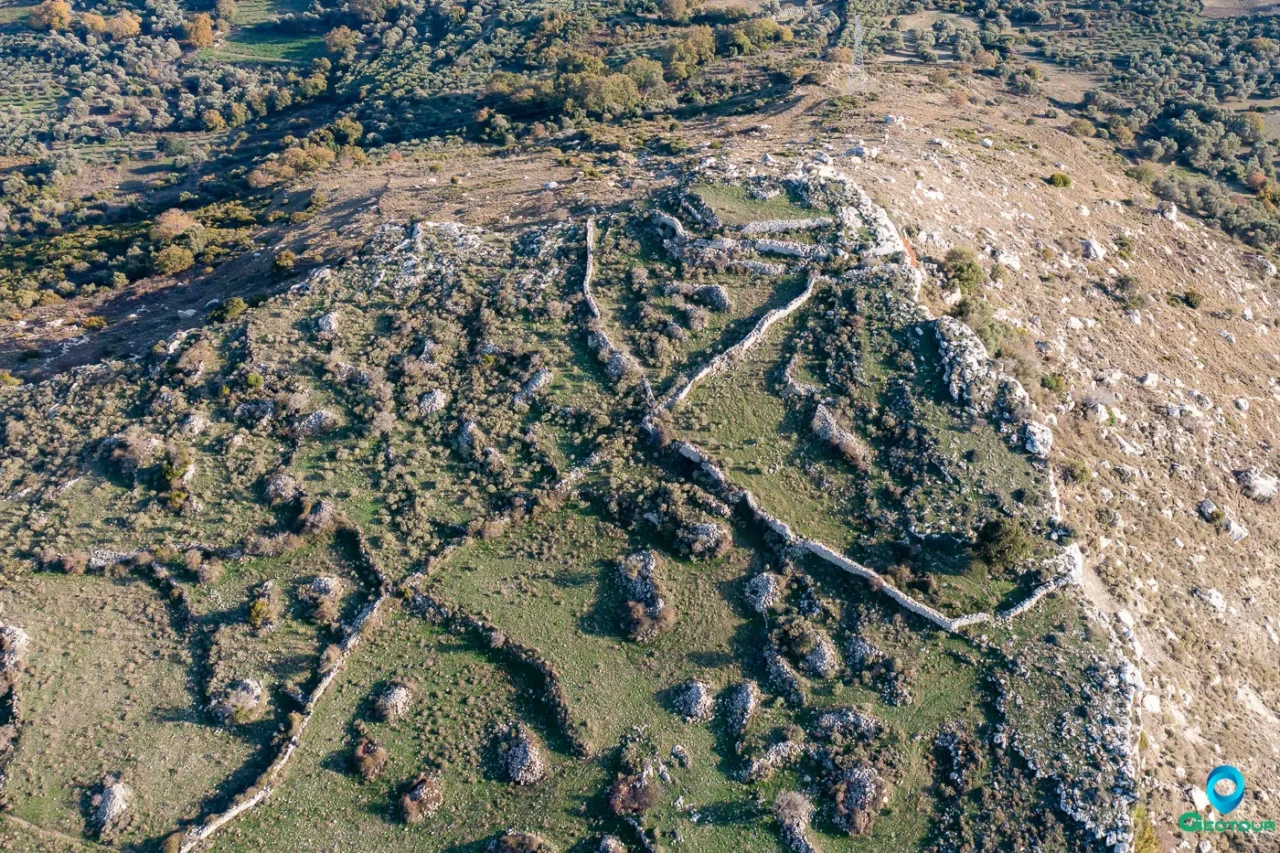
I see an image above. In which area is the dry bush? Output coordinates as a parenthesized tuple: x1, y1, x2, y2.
(608, 773, 661, 815)
(247, 582, 283, 632)
(60, 550, 88, 575)
(492, 830, 557, 852)
(351, 736, 388, 780)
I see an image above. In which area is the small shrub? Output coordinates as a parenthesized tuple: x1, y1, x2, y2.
(246, 582, 282, 632)
(82, 315, 108, 330)
(60, 550, 88, 575)
(1046, 172, 1072, 188)
(1061, 460, 1092, 484)
(153, 245, 195, 275)
(209, 296, 247, 323)
(1109, 275, 1145, 310)
(1067, 118, 1095, 137)
(197, 560, 223, 584)
(940, 248, 985, 293)
(1040, 373, 1067, 397)
(608, 773, 661, 815)
(274, 250, 297, 272)
(1184, 289, 1205, 309)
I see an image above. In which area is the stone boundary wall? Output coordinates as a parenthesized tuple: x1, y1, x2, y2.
(658, 271, 824, 413)
(740, 217, 836, 235)
(581, 219, 655, 404)
(178, 520, 387, 852)
(406, 589, 592, 758)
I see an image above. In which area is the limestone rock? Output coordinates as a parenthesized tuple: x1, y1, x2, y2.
(375, 682, 412, 722)
(418, 389, 448, 416)
(499, 723, 548, 786)
(744, 572, 785, 614)
(673, 680, 715, 722)
(724, 681, 759, 734)
(1235, 468, 1278, 503)
(1023, 422, 1053, 457)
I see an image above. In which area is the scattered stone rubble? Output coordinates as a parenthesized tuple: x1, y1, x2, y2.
(400, 773, 444, 823)
(723, 681, 759, 735)
(209, 679, 266, 726)
(673, 680, 715, 722)
(832, 764, 887, 835)
(374, 682, 412, 722)
(618, 551, 673, 642)
(498, 723, 547, 786)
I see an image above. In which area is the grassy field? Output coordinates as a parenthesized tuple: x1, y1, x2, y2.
(1, 572, 254, 849)
(198, 30, 323, 66)
(690, 183, 820, 226)
(232, 0, 311, 26)
(0, 4, 33, 25)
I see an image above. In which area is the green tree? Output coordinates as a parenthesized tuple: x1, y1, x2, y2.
(153, 246, 195, 275)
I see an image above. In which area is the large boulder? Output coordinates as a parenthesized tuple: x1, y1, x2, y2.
(1235, 468, 1278, 503)
(0, 624, 29, 674)
(90, 776, 131, 836)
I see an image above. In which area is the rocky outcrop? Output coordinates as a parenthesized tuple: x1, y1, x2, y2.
(744, 572, 785, 613)
(745, 737, 807, 782)
(91, 775, 131, 836)
(618, 551, 673, 642)
(400, 773, 444, 823)
(514, 369, 553, 405)
(811, 404, 869, 469)
(0, 624, 29, 674)
(814, 708, 879, 742)
(724, 681, 759, 735)
(773, 791, 821, 853)
(936, 316, 997, 411)
(209, 679, 266, 726)
(374, 682, 412, 722)
(418, 388, 448, 416)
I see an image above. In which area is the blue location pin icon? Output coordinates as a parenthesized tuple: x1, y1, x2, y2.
(1206, 765, 1245, 815)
